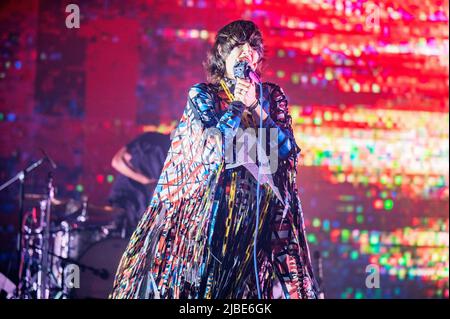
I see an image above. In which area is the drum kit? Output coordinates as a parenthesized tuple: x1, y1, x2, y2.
(0, 152, 129, 299)
(18, 192, 128, 299)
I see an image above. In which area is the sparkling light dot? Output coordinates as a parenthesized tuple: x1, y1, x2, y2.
(384, 199, 394, 210)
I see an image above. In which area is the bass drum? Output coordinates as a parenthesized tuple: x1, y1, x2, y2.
(72, 237, 128, 299)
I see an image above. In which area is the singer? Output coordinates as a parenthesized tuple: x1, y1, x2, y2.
(110, 20, 319, 299)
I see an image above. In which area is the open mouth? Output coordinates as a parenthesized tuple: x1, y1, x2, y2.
(239, 56, 251, 63)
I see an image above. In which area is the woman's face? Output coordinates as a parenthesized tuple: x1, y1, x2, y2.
(223, 42, 260, 79)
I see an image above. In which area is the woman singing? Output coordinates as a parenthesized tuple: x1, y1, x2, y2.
(110, 20, 319, 299)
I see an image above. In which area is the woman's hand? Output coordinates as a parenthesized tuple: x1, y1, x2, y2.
(234, 78, 257, 107)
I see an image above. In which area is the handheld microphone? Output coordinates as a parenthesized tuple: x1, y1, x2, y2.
(233, 60, 261, 83)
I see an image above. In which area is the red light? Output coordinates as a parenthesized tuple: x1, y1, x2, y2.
(374, 199, 384, 209)
(96, 174, 104, 184)
(330, 229, 340, 243)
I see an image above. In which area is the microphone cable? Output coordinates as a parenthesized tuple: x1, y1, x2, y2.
(253, 81, 264, 299)
(224, 62, 264, 299)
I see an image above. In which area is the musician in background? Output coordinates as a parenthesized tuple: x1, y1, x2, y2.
(108, 132, 170, 235)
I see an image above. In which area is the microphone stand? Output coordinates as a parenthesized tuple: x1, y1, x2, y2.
(37, 172, 55, 299)
(0, 155, 54, 298)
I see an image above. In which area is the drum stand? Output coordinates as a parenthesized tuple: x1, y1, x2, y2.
(18, 173, 56, 298)
(38, 173, 54, 299)
(23, 203, 113, 298)
(0, 153, 74, 299)
(0, 154, 52, 299)
(1, 152, 124, 299)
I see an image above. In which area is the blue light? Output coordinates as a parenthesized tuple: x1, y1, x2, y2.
(14, 61, 22, 69)
(50, 52, 62, 60)
(7, 113, 16, 122)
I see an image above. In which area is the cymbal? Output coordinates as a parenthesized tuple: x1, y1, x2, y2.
(22, 194, 125, 225)
(85, 203, 124, 216)
(72, 204, 124, 225)
(23, 193, 71, 207)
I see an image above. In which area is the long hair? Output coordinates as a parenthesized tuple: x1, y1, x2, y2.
(204, 20, 264, 84)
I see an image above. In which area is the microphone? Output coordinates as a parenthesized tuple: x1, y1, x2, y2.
(233, 60, 261, 84)
(40, 148, 57, 169)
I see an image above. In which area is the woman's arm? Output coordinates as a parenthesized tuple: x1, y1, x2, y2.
(111, 146, 157, 185)
(260, 83, 300, 161)
(189, 83, 245, 139)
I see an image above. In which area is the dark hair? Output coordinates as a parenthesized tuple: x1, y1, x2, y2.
(204, 20, 264, 84)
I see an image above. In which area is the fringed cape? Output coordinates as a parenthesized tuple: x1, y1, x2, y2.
(110, 81, 319, 299)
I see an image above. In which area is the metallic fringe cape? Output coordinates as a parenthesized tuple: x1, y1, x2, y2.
(110, 82, 319, 299)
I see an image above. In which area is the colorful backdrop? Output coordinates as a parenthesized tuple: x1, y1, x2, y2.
(0, 0, 448, 298)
